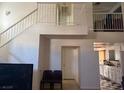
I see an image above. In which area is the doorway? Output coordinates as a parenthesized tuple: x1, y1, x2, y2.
(94, 42, 122, 90)
(61, 46, 80, 87)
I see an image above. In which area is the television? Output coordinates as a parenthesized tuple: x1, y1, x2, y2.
(0, 63, 33, 90)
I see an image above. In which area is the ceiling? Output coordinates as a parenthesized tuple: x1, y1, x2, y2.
(93, 2, 121, 13)
(93, 42, 113, 49)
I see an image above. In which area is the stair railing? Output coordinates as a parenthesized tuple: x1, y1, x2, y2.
(0, 3, 74, 48)
(0, 8, 38, 47)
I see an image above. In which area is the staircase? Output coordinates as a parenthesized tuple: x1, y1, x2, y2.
(0, 3, 73, 48)
(0, 9, 38, 48)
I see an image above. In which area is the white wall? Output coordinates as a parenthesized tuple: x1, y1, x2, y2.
(73, 48, 79, 84)
(85, 3, 93, 33)
(0, 2, 37, 32)
(50, 39, 100, 89)
(39, 36, 50, 71)
(115, 44, 121, 60)
(35, 3, 92, 35)
(0, 45, 10, 62)
(120, 51, 124, 76)
(0, 2, 93, 35)
(95, 32, 124, 43)
(0, 25, 40, 89)
(38, 36, 50, 83)
(0, 2, 92, 89)
(0, 2, 124, 90)
(120, 44, 124, 76)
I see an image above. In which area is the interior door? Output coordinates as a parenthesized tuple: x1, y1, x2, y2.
(61, 47, 75, 79)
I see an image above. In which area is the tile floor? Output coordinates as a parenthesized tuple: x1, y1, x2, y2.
(41, 77, 122, 90)
(63, 78, 122, 90)
(50, 80, 80, 90)
(100, 76, 122, 90)
(41, 80, 79, 90)
(62, 80, 80, 90)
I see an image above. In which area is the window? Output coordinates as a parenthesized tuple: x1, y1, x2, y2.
(109, 50, 115, 60)
(56, 3, 73, 25)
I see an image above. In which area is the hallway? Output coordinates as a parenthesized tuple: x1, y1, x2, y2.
(62, 80, 80, 90)
(53, 80, 80, 90)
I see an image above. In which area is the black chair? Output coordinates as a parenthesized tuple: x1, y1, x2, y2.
(40, 70, 62, 90)
(40, 70, 53, 89)
(121, 76, 124, 89)
(53, 70, 62, 89)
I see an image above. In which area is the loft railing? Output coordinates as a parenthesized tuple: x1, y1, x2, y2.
(93, 13, 124, 32)
(0, 3, 74, 47)
(37, 3, 73, 25)
(37, 3, 57, 24)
